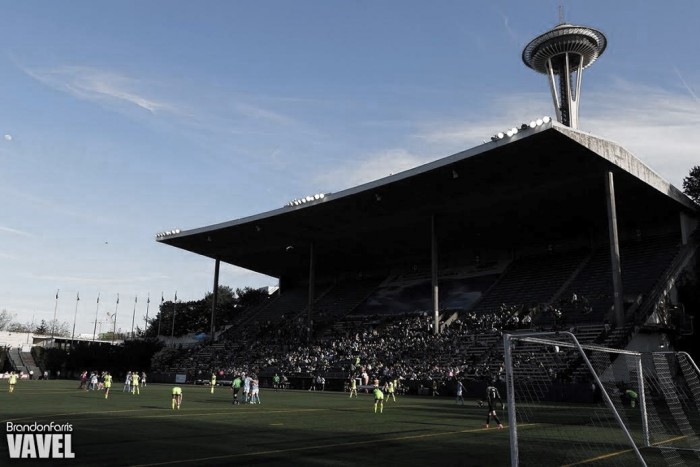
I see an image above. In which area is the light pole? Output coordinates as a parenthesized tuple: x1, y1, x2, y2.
(130, 296, 138, 338)
(157, 293, 164, 337)
(112, 294, 120, 344)
(51, 289, 59, 341)
(92, 293, 100, 342)
(170, 291, 178, 346)
(144, 294, 150, 337)
(71, 292, 80, 345)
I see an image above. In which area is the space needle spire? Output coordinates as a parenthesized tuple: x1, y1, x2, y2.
(522, 16, 607, 129)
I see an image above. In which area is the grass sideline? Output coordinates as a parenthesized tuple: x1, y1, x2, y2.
(2, 380, 515, 466)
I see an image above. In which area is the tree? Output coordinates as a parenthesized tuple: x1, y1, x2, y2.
(683, 165, 700, 204)
(47, 319, 71, 337)
(7, 322, 33, 333)
(236, 287, 270, 308)
(35, 320, 50, 335)
(0, 309, 14, 330)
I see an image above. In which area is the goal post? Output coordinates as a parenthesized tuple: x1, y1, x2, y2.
(502, 331, 700, 466)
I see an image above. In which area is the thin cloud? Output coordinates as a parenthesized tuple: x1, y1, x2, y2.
(235, 102, 297, 126)
(673, 67, 700, 104)
(29, 273, 169, 286)
(23, 65, 171, 114)
(412, 81, 699, 188)
(584, 80, 700, 187)
(0, 225, 35, 237)
(308, 82, 698, 195)
(313, 148, 435, 191)
(501, 14, 518, 42)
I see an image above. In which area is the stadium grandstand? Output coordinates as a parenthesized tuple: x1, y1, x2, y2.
(154, 17, 699, 399)
(155, 119, 699, 394)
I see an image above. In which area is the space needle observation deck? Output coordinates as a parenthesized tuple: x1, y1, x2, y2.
(523, 23, 607, 129)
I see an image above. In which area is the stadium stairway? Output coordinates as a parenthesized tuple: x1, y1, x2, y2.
(7, 348, 40, 377)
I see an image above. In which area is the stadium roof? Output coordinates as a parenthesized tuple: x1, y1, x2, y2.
(157, 121, 698, 279)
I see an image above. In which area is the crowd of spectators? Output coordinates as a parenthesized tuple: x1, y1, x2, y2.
(155, 304, 545, 390)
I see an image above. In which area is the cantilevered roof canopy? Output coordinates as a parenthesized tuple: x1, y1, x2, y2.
(157, 121, 697, 279)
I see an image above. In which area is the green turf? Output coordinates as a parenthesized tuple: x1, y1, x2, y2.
(1, 380, 678, 466)
(1, 380, 513, 466)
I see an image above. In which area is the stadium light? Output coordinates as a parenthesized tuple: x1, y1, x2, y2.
(490, 116, 555, 142)
(155, 228, 182, 239)
(286, 192, 329, 208)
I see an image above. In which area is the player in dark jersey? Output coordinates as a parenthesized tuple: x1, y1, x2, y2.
(483, 384, 504, 429)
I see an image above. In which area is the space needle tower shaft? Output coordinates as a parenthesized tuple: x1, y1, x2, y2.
(523, 23, 607, 128)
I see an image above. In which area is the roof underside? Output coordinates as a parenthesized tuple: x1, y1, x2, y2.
(157, 124, 697, 279)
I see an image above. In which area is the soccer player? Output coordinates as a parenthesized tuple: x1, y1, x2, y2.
(483, 384, 504, 429)
(455, 380, 465, 405)
(210, 372, 216, 394)
(8, 371, 17, 393)
(90, 372, 98, 390)
(243, 374, 252, 403)
(78, 371, 88, 390)
(432, 379, 439, 397)
(131, 371, 140, 395)
(171, 386, 183, 410)
(386, 380, 396, 402)
(349, 377, 358, 398)
(373, 387, 384, 414)
(104, 372, 113, 399)
(625, 389, 639, 408)
(231, 375, 242, 405)
(123, 371, 132, 392)
(273, 373, 280, 392)
(250, 377, 260, 404)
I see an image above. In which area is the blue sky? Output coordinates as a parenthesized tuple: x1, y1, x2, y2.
(1, 0, 698, 336)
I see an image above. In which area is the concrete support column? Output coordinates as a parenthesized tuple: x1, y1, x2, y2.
(680, 212, 697, 245)
(605, 171, 624, 327)
(431, 215, 439, 336)
(308, 242, 315, 341)
(210, 258, 220, 342)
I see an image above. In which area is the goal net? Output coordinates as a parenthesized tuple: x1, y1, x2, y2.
(503, 331, 700, 466)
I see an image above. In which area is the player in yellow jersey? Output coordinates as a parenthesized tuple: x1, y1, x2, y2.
(210, 373, 216, 394)
(8, 371, 18, 393)
(172, 386, 183, 409)
(349, 377, 358, 398)
(386, 380, 396, 402)
(373, 387, 384, 413)
(103, 372, 113, 399)
(131, 371, 140, 395)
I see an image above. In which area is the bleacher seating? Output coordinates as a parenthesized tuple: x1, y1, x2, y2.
(472, 249, 588, 315)
(560, 233, 680, 324)
(155, 229, 690, 393)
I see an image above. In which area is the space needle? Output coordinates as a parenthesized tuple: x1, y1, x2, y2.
(522, 22, 607, 129)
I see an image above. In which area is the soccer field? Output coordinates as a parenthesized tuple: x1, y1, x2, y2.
(2, 380, 515, 466)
